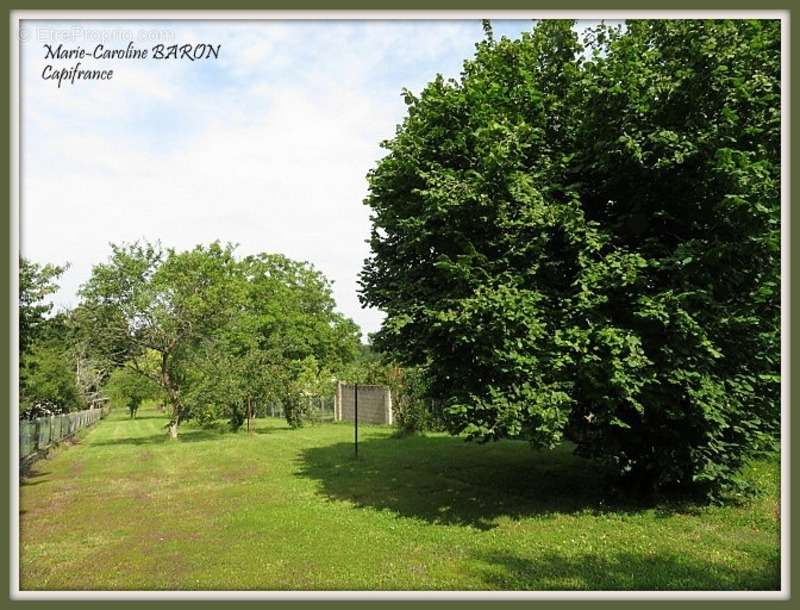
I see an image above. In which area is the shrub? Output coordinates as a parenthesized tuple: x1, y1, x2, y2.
(20, 342, 82, 416)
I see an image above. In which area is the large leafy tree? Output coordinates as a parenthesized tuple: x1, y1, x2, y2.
(360, 20, 780, 496)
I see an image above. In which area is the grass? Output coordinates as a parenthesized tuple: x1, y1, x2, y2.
(19, 404, 780, 591)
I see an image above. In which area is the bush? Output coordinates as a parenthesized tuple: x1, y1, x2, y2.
(387, 367, 446, 436)
(20, 342, 82, 416)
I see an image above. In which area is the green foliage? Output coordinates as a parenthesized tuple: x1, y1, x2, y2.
(78, 241, 245, 435)
(78, 241, 361, 436)
(338, 343, 389, 385)
(282, 356, 336, 428)
(104, 362, 163, 417)
(180, 254, 359, 431)
(19, 257, 67, 357)
(360, 20, 780, 497)
(385, 365, 442, 436)
(18, 258, 82, 417)
(341, 348, 443, 436)
(235, 254, 359, 429)
(241, 253, 361, 376)
(20, 340, 82, 416)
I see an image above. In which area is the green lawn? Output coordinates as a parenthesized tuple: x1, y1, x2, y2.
(20, 404, 780, 591)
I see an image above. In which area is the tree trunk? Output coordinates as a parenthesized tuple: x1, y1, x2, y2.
(247, 396, 253, 433)
(167, 401, 182, 440)
(161, 353, 183, 440)
(167, 405, 182, 440)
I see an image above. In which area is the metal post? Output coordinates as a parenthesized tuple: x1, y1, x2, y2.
(354, 383, 359, 457)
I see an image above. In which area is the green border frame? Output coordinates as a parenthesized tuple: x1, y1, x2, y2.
(2, 4, 793, 608)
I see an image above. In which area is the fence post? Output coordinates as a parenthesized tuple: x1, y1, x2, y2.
(335, 381, 342, 422)
(354, 383, 358, 457)
(36, 417, 45, 450)
(384, 388, 393, 426)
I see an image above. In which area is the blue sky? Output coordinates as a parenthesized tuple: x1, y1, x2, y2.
(20, 19, 600, 339)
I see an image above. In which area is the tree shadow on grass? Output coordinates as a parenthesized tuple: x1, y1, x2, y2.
(252, 426, 292, 435)
(20, 468, 50, 486)
(88, 427, 228, 447)
(88, 419, 294, 447)
(295, 435, 674, 530)
(19, 478, 50, 487)
(470, 549, 780, 590)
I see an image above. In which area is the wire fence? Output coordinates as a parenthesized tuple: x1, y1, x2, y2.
(253, 395, 336, 423)
(19, 394, 335, 464)
(19, 406, 110, 463)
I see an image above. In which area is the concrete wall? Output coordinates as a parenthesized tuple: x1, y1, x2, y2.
(335, 383, 393, 425)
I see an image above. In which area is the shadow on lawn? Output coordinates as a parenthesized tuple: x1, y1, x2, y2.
(20, 469, 50, 487)
(470, 550, 780, 590)
(88, 428, 227, 447)
(88, 422, 291, 447)
(19, 477, 50, 487)
(296, 435, 671, 530)
(253, 426, 292, 435)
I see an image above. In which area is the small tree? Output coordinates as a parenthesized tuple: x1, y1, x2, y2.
(104, 362, 162, 417)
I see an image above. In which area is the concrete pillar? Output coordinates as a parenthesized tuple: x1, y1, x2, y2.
(384, 388, 393, 426)
(335, 381, 343, 421)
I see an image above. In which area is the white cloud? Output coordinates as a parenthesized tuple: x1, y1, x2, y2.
(20, 19, 541, 339)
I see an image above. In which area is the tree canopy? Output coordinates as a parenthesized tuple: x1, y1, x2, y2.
(18, 257, 83, 417)
(19, 257, 67, 357)
(359, 20, 780, 496)
(78, 241, 360, 437)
